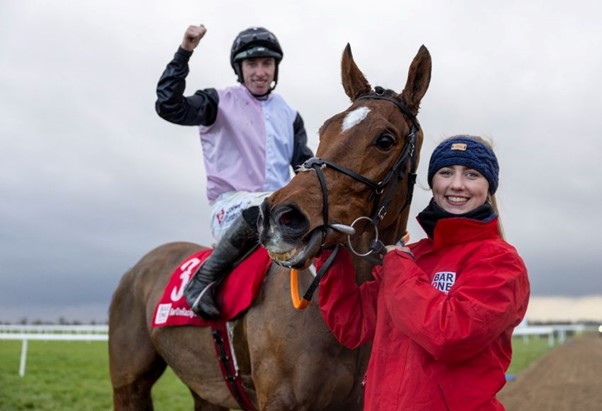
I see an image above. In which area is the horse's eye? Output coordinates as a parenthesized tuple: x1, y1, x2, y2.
(375, 133, 396, 150)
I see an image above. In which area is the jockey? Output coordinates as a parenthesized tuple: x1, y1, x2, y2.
(156, 24, 313, 319)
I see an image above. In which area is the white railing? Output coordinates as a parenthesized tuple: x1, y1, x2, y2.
(512, 324, 588, 347)
(0, 324, 109, 377)
(0, 323, 592, 376)
(0, 324, 108, 334)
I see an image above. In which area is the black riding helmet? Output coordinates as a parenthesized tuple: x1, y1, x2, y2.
(230, 27, 283, 92)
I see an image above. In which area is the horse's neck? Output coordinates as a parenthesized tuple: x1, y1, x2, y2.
(352, 256, 376, 282)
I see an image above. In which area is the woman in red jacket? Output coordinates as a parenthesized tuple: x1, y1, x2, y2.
(318, 135, 530, 410)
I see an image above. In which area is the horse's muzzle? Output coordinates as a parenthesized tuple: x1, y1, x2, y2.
(258, 199, 320, 268)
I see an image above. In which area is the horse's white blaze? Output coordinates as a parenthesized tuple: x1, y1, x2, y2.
(342, 107, 370, 132)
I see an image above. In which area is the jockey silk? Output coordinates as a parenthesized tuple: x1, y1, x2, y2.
(199, 85, 297, 201)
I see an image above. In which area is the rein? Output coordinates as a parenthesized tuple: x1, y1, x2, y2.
(291, 88, 419, 309)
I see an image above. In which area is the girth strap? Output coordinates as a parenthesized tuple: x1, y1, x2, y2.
(211, 322, 257, 411)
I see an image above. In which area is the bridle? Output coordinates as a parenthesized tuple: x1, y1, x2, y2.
(300, 87, 419, 258)
(289, 87, 420, 309)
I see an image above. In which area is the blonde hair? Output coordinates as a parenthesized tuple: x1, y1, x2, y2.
(488, 194, 505, 239)
(467, 136, 504, 239)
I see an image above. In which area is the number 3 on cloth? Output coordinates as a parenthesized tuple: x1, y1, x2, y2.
(171, 258, 202, 302)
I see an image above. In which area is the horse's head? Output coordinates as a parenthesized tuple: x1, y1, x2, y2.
(259, 44, 431, 268)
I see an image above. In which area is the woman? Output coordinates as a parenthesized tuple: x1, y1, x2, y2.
(317, 135, 530, 410)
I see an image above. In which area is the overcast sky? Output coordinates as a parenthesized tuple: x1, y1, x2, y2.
(1, 0, 600, 322)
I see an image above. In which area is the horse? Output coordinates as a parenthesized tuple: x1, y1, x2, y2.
(108, 43, 431, 411)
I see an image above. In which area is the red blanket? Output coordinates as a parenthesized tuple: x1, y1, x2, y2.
(152, 247, 272, 327)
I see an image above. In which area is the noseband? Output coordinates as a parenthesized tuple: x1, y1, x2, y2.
(301, 87, 419, 258)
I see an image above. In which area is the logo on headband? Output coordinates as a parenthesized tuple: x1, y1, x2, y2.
(450, 143, 467, 151)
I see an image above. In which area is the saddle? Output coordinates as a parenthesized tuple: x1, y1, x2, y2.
(152, 247, 272, 327)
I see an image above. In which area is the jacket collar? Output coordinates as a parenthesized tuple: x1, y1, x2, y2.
(431, 217, 500, 249)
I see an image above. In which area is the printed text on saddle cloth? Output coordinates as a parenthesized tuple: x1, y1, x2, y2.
(154, 250, 210, 327)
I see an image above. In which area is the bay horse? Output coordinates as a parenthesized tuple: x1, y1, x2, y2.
(108, 43, 431, 411)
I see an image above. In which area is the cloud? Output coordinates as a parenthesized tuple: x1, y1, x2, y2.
(1, 0, 601, 322)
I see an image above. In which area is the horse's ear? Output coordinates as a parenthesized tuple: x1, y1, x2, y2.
(400, 45, 432, 114)
(341, 43, 372, 101)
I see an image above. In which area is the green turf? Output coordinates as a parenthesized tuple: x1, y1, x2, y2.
(507, 335, 554, 374)
(0, 335, 556, 410)
(0, 340, 191, 411)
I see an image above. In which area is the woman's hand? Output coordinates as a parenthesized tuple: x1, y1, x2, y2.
(385, 235, 414, 258)
(385, 244, 413, 256)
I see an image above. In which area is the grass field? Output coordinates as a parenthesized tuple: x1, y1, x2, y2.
(507, 336, 554, 374)
(0, 340, 191, 411)
(0, 336, 554, 410)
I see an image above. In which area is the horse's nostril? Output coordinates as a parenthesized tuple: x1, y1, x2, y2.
(278, 213, 293, 226)
(273, 206, 310, 238)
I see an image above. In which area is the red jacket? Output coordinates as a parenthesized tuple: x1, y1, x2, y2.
(318, 217, 530, 411)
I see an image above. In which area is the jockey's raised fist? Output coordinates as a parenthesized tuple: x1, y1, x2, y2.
(181, 24, 207, 52)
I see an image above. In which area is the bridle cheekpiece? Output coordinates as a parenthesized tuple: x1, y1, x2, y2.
(300, 86, 419, 259)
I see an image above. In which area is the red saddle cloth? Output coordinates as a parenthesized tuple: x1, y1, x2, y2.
(152, 247, 272, 327)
